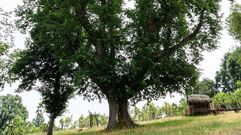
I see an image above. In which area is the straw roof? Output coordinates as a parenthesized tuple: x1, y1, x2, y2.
(188, 94, 211, 104)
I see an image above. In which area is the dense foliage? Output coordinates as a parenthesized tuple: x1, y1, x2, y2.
(212, 88, 241, 109)
(32, 103, 46, 128)
(215, 3, 241, 92)
(60, 116, 73, 129)
(0, 8, 14, 89)
(215, 48, 241, 92)
(11, 44, 77, 135)
(194, 79, 217, 98)
(0, 42, 10, 88)
(14, 0, 222, 129)
(0, 94, 28, 134)
(131, 102, 161, 121)
(229, 3, 241, 41)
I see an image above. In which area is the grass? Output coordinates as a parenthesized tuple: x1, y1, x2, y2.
(31, 112, 241, 135)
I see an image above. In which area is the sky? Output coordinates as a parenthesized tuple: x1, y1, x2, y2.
(0, 0, 240, 123)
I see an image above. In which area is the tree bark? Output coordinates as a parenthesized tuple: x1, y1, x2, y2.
(47, 117, 55, 135)
(106, 96, 135, 131)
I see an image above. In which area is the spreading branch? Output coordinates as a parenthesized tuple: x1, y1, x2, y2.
(75, 3, 104, 57)
(75, 4, 98, 40)
(161, 10, 205, 56)
(125, 10, 205, 94)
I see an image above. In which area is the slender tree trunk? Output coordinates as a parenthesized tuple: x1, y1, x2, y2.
(47, 117, 55, 135)
(96, 115, 99, 127)
(61, 123, 63, 130)
(106, 96, 135, 131)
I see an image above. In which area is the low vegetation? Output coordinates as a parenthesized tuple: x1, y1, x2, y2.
(29, 112, 241, 135)
(212, 87, 241, 109)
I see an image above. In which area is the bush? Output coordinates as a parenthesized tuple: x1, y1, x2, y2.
(212, 91, 240, 109)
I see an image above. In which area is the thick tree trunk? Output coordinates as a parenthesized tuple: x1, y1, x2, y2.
(106, 97, 135, 131)
(47, 117, 55, 135)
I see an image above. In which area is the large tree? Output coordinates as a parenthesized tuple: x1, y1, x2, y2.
(16, 0, 222, 130)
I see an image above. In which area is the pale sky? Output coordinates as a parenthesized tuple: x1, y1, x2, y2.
(0, 0, 240, 123)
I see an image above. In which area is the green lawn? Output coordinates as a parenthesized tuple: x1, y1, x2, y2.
(32, 112, 241, 135)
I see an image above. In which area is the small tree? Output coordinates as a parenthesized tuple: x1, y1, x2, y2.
(59, 118, 65, 130)
(32, 103, 45, 128)
(177, 99, 188, 116)
(60, 116, 73, 129)
(78, 115, 86, 128)
(233, 88, 241, 108)
(142, 102, 160, 120)
(98, 114, 108, 126)
(6, 116, 28, 135)
(87, 111, 92, 128)
(64, 116, 73, 129)
(194, 79, 218, 98)
(11, 45, 76, 135)
(0, 94, 28, 134)
(215, 49, 241, 92)
(161, 102, 179, 117)
(131, 106, 142, 121)
(214, 3, 241, 92)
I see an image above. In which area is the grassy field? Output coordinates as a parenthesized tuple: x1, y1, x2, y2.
(33, 112, 241, 135)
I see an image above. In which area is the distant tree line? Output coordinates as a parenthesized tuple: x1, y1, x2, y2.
(130, 100, 188, 122)
(0, 94, 110, 135)
(78, 113, 108, 129)
(0, 94, 46, 135)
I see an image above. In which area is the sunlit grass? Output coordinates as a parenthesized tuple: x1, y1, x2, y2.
(31, 112, 241, 135)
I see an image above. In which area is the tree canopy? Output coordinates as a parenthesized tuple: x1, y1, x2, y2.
(0, 8, 14, 89)
(215, 3, 241, 92)
(215, 47, 241, 92)
(11, 41, 76, 135)
(194, 78, 217, 98)
(15, 0, 222, 130)
(0, 94, 28, 134)
(229, 3, 241, 42)
(32, 103, 45, 128)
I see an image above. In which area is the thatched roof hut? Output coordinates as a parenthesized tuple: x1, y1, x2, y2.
(188, 94, 211, 104)
(188, 94, 211, 115)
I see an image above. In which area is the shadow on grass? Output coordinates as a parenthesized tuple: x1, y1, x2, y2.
(143, 117, 194, 128)
(79, 117, 194, 135)
(32, 114, 241, 135)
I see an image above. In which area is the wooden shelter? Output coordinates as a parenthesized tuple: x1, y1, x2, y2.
(188, 94, 211, 115)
